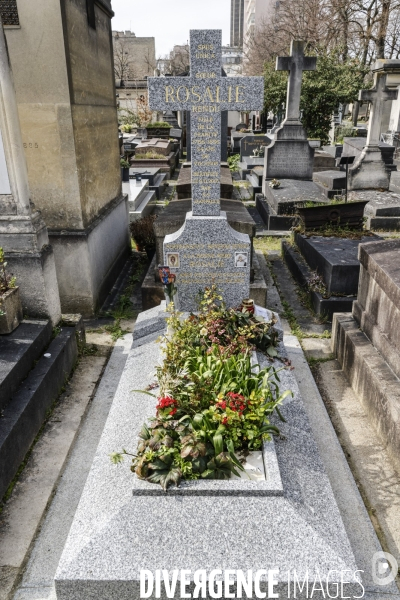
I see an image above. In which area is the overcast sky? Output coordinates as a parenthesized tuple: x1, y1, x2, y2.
(111, 0, 231, 57)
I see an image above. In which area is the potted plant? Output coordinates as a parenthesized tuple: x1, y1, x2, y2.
(120, 158, 130, 182)
(129, 214, 157, 259)
(145, 121, 171, 139)
(0, 247, 23, 335)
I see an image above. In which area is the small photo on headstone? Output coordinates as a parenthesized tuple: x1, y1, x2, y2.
(235, 252, 248, 268)
(166, 252, 180, 269)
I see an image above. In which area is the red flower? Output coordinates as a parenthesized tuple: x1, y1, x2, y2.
(156, 396, 178, 416)
(222, 417, 229, 425)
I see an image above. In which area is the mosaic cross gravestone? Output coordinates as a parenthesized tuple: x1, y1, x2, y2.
(263, 40, 317, 182)
(148, 30, 263, 310)
(348, 73, 398, 190)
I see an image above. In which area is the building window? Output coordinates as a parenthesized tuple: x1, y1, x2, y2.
(0, 0, 20, 26)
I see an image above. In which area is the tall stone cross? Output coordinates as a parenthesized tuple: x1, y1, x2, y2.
(360, 73, 398, 147)
(148, 30, 263, 217)
(147, 30, 264, 311)
(276, 40, 316, 126)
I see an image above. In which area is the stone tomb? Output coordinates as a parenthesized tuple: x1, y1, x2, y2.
(238, 134, 271, 179)
(282, 233, 381, 319)
(333, 238, 400, 474)
(347, 73, 398, 190)
(351, 189, 400, 231)
(129, 167, 167, 200)
(147, 30, 264, 310)
(134, 138, 173, 156)
(55, 304, 362, 600)
(140, 197, 268, 310)
(263, 41, 316, 183)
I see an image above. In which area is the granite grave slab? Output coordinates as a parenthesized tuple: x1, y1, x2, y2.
(263, 179, 328, 215)
(282, 241, 358, 318)
(55, 305, 361, 600)
(294, 232, 381, 295)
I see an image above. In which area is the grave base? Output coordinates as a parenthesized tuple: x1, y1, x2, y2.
(348, 145, 391, 190)
(262, 179, 328, 214)
(333, 313, 400, 474)
(55, 305, 360, 600)
(350, 189, 400, 231)
(141, 249, 267, 311)
(282, 241, 356, 320)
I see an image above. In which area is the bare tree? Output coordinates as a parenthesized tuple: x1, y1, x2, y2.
(114, 38, 136, 80)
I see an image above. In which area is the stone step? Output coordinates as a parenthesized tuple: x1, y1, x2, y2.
(0, 320, 52, 411)
(246, 172, 261, 192)
(0, 327, 78, 500)
(150, 173, 167, 199)
(313, 170, 347, 190)
(367, 215, 400, 231)
(255, 194, 298, 231)
(129, 190, 156, 222)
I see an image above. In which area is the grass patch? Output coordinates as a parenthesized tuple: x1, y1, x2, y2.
(254, 236, 288, 254)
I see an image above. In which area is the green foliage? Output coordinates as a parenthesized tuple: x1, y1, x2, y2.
(135, 151, 165, 160)
(114, 287, 293, 491)
(263, 48, 370, 144)
(227, 154, 240, 172)
(335, 123, 357, 144)
(120, 158, 130, 168)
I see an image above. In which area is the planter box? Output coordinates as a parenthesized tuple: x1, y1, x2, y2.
(297, 200, 369, 231)
(145, 127, 171, 139)
(0, 287, 23, 334)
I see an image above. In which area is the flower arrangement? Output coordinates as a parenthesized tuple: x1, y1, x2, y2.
(269, 179, 281, 189)
(158, 265, 177, 303)
(112, 287, 291, 490)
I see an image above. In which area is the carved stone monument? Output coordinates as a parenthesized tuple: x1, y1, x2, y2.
(148, 30, 263, 311)
(263, 41, 316, 186)
(348, 73, 398, 190)
(0, 16, 61, 323)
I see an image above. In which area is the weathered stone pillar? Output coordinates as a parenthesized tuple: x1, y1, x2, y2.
(0, 17, 61, 324)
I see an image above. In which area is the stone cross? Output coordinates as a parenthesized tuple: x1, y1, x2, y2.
(276, 41, 316, 125)
(148, 30, 263, 217)
(359, 73, 398, 147)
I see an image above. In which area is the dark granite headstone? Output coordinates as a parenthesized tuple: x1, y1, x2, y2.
(240, 135, 271, 161)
